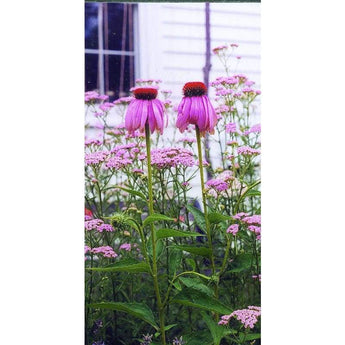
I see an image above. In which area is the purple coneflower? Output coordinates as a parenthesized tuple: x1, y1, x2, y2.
(125, 86, 166, 135)
(176, 82, 217, 136)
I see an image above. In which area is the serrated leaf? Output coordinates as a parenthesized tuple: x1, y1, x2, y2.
(116, 186, 147, 203)
(208, 212, 232, 224)
(156, 228, 205, 240)
(89, 302, 158, 328)
(87, 258, 150, 274)
(172, 287, 232, 315)
(169, 248, 182, 275)
(186, 205, 206, 232)
(179, 277, 213, 296)
(174, 245, 211, 257)
(143, 213, 175, 227)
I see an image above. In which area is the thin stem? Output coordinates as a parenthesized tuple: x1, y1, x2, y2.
(145, 124, 166, 345)
(195, 126, 218, 301)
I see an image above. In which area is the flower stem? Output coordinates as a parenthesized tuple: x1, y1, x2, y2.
(195, 126, 218, 299)
(145, 124, 166, 345)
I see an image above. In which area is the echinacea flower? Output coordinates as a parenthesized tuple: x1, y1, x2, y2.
(176, 82, 218, 136)
(125, 86, 166, 135)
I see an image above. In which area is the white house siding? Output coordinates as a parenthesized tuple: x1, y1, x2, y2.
(137, 3, 260, 102)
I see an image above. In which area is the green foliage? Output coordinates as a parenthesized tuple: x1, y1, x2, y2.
(173, 245, 212, 257)
(202, 312, 236, 345)
(186, 204, 206, 231)
(179, 276, 214, 296)
(116, 186, 148, 203)
(208, 212, 232, 224)
(169, 248, 183, 275)
(156, 228, 205, 240)
(89, 302, 158, 329)
(172, 287, 232, 315)
(87, 258, 150, 273)
(143, 213, 175, 227)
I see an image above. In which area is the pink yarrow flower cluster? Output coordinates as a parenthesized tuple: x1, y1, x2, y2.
(85, 91, 109, 104)
(119, 243, 131, 251)
(205, 170, 235, 193)
(237, 146, 261, 156)
(177, 137, 197, 144)
(212, 45, 228, 54)
(227, 224, 239, 235)
(113, 96, 134, 105)
(91, 246, 118, 258)
(243, 123, 261, 136)
(85, 219, 115, 233)
(140, 147, 196, 169)
(219, 306, 261, 329)
(85, 151, 110, 166)
(231, 214, 261, 240)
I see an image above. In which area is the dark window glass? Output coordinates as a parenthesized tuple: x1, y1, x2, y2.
(85, 54, 99, 92)
(104, 3, 134, 52)
(84, 3, 135, 99)
(85, 3, 99, 49)
(107, 55, 133, 99)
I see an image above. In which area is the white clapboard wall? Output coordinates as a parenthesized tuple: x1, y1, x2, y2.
(137, 2, 260, 103)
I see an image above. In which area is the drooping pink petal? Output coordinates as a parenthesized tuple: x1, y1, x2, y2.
(140, 100, 149, 131)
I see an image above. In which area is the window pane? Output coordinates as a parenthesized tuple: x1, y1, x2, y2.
(85, 3, 99, 49)
(85, 54, 99, 92)
(106, 55, 134, 99)
(104, 3, 134, 52)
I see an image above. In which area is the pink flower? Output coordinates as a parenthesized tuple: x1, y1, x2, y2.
(212, 45, 228, 54)
(125, 87, 166, 135)
(119, 243, 131, 251)
(176, 82, 218, 136)
(219, 306, 261, 329)
(91, 246, 118, 258)
(227, 224, 239, 235)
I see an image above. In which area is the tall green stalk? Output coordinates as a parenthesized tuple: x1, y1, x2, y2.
(145, 124, 166, 345)
(195, 126, 217, 299)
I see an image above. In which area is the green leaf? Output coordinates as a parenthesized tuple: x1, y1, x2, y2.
(245, 190, 261, 197)
(154, 324, 177, 337)
(185, 258, 196, 271)
(143, 213, 175, 227)
(173, 245, 211, 257)
(116, 186, 147, 203)
(183, 330, 214, 345)
(208, 212, 232, 224)
(227, 253, 253, 273)
(172, 287, 232, 315)
(186, 205, 206, 232)
(202, 312, 234, 345)
(89, 302, 158, 329)
(239, 332, 261, 342)
(87, 258, 150, 274)
(179, 277, 213, 296)
(169, 248, 182, 275)
(156, 228, 205, 240)
(147, 237, 164, 260)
